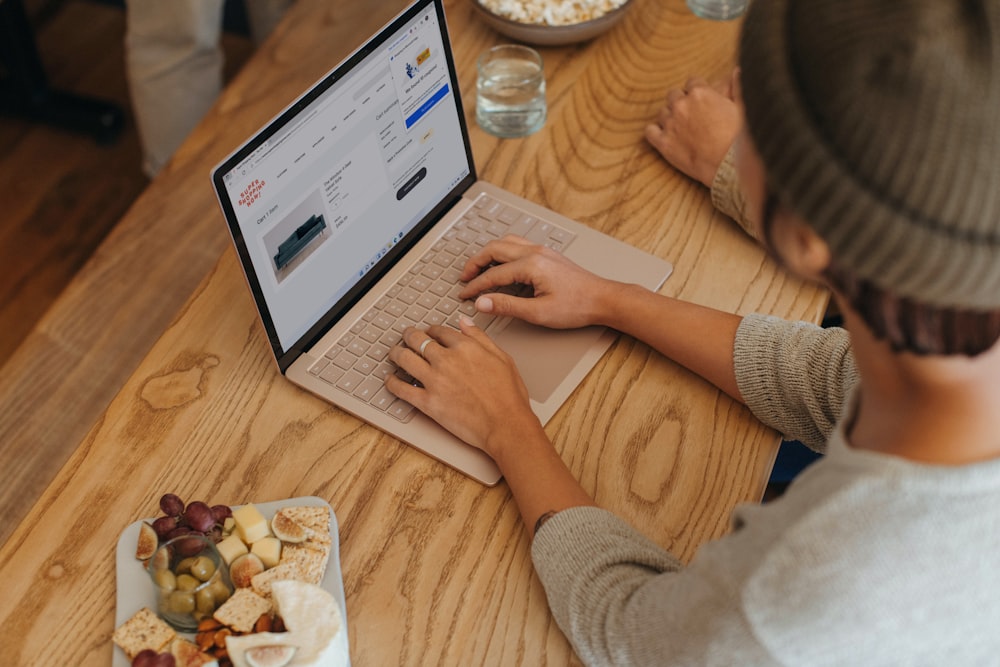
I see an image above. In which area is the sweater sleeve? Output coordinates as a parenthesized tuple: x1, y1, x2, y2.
(733, 314, 858, 451)
(710, 143, 758, 240)
(531, 506, 775, 666)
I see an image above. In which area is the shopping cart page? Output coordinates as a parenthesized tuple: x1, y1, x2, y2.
(222, 8, 469, 351)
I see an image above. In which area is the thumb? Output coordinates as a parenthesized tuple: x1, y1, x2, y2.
(476, 293, 537, 322)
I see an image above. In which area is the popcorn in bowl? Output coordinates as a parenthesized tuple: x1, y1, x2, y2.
(479, 0, 629, 26)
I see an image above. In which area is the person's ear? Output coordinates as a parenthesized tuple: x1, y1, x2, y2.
(772, 210, 831, 280)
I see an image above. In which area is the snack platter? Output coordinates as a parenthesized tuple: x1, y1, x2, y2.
(113, 496, 348, 667)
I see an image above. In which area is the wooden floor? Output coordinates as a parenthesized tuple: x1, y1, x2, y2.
(0, 0, 252, 366)
(0, 0, 252, 541)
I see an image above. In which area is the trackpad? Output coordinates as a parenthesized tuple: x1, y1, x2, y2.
(492, 319, 606, 402)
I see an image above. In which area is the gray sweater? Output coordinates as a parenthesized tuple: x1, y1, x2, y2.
(532, 314, 1000, 665)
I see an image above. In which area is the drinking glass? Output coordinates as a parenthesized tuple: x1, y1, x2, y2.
(686, 0, 747, 20)
(476, 45, 546, 138)
(148, 534, 233, 631)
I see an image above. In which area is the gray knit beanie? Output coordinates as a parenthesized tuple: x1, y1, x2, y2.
(739, 0, 1000, 310)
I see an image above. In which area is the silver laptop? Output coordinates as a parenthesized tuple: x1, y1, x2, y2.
(211, 0, 672, 485)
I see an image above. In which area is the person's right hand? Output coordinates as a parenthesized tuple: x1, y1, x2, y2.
(457, 235, 618, 329)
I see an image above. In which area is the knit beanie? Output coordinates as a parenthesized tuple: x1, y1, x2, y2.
(739, 0, 1000, 310)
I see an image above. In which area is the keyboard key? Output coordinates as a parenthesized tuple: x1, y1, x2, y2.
(379, 330, 402, 347)
(309, 359, 329, 375)
(388, 398, 415, 421)
(526, 221, 555, 244)
(367, 342, 390, 361)
(435, 299, 457, 315)
(354, 376, 383, 402)
(421, 264, 443, 280)
(319, 365, 346, 385)
(336, 370, 365, 393)
(385, 300, 406, 318)
(509, 215, 537, 237)
(373, 362, 395, 380)
(404, 305, 428, 321)
(353, 357, 376, 375)
(424, 311, 446, 327)
(417, 293, 438, 310)
(332, 350, 357, 370)
(498, 206, 520, 223)
(371, 386, 396, 410)
(372, 313, 394, 330)
(398, 287, 419, 305)
(359, 326, 381, 343)
(486, 221, 508, 237)
(347, 336, 369, 353)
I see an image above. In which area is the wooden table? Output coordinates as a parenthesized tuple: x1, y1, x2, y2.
(0, 1, 827, 664)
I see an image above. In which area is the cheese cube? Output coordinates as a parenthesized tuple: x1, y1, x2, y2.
(216, 533, 249, 565)
(233, 504, 270, 544)
(251, 536, 282, 569)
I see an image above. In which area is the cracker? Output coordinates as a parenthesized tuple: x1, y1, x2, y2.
(275, 506, 330, 535)
(279, 543, 329, 585)
(213, 588, 272, 633)
(112, 607, 176, 659)
(250, 561, 301, 598)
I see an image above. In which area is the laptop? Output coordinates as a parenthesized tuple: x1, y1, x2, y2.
(211, 0, 673, 486)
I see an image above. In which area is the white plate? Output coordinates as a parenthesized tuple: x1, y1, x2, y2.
(113, 496, 348, 666)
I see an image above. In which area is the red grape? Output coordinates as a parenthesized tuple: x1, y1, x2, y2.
(184, 501, 215, 532)
(159, 493, 185, 517)
(210, 504, 232, 523)
(152, 653, 176, 667)
(131, 649, 158, 667)
(152, 516, 178, 540)
(175, 535, 207, 558)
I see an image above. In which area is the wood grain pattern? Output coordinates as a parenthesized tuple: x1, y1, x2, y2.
(0, 0, 828, 665)
(0, 3, 251, 546)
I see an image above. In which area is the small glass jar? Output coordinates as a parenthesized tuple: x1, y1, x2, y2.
(147, 534, 233, 632)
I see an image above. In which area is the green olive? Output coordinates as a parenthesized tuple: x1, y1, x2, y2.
(189, 556, 216, 582)
(153, 569, 177, 592)
(195, 587, 216, 614)
(209, 580, 231, 605)
(174, 557, 197, 574)
(168, 590, 196, 614)
(175, 574, 200, 592)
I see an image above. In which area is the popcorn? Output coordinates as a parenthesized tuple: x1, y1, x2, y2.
(479, 0, 629, 26)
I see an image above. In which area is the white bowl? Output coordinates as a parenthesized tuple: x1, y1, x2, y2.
(470, 0, 635, 47)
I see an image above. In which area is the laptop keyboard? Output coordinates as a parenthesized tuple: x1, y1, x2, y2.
(306, 194, 576, 422)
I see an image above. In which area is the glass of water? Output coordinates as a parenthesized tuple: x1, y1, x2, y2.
(686, 0, 747, 20)
(476, 44, 546, 139)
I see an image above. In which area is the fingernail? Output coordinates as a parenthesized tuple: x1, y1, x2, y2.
(459, 314, 475, 327)
(477, 296, 494, 312)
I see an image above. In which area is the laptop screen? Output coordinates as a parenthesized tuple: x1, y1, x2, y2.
(212, 0, 475, 370)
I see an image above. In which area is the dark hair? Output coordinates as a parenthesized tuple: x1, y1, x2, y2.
(761, 190, 1000, 356)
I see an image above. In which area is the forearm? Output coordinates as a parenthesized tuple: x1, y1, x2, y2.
(595, 283, 744, 403)
(488, 419, 596, 536)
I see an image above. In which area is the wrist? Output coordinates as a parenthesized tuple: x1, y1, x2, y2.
(483, 414, 548, 473)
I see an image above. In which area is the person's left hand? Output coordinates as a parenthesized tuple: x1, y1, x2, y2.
(645, 73, 742, 188)
(384, 318, 541, 457)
